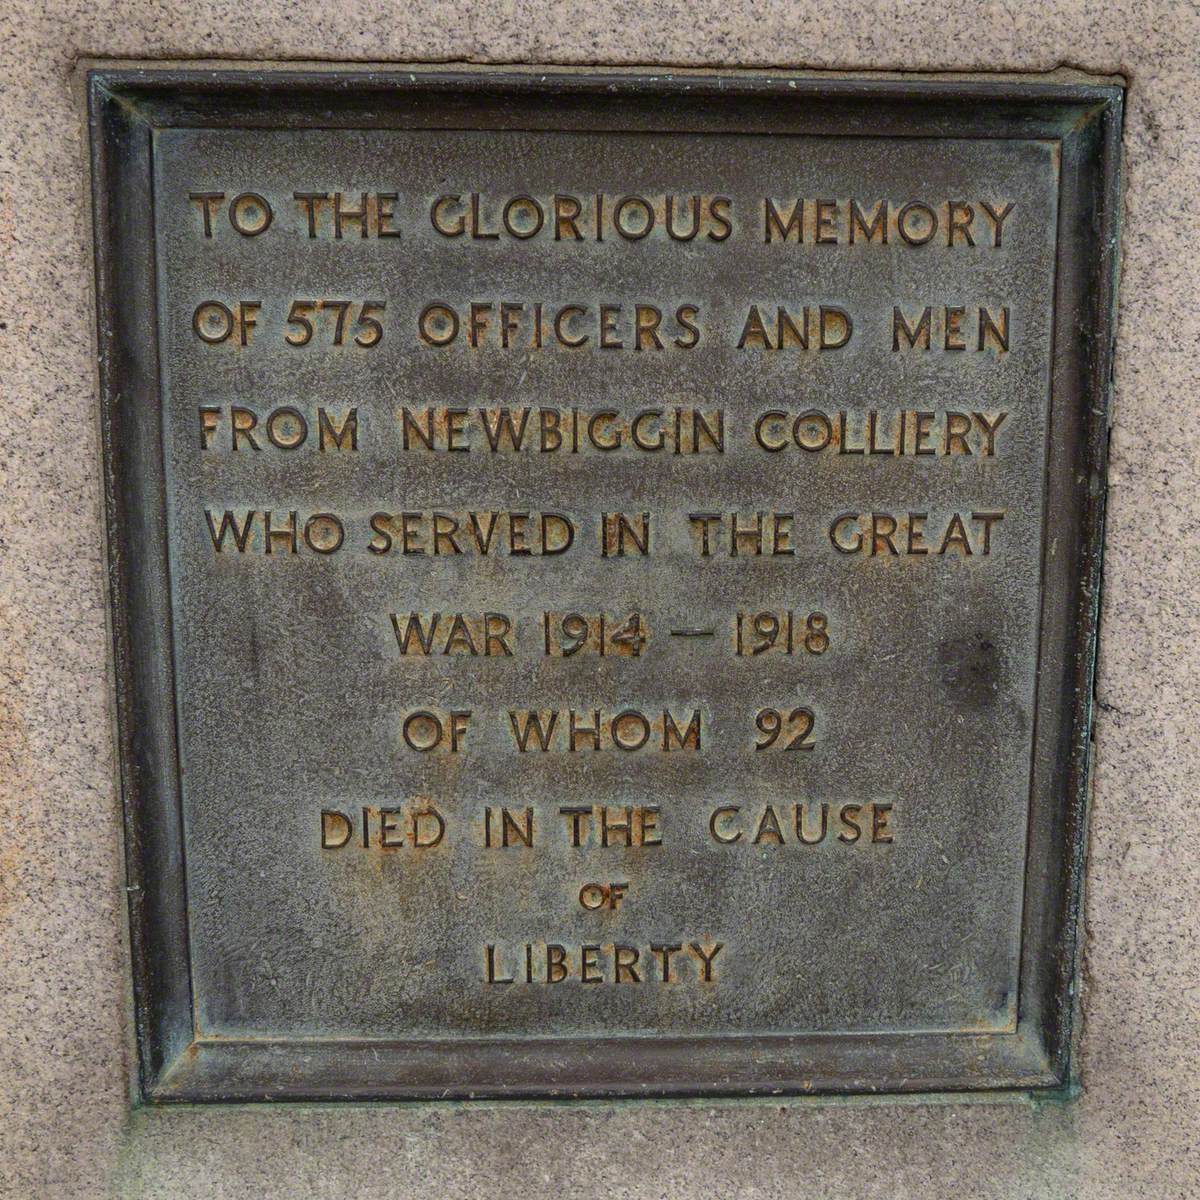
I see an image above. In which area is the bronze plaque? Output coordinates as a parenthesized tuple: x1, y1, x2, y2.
(89, 68, 1121, 1100)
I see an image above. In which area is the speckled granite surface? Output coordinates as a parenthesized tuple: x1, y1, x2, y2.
(0, 5, 1196, 1197)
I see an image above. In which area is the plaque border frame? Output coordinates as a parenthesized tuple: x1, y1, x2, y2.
(87, 65, 1122, 1103)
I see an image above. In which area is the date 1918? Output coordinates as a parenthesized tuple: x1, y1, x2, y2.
(735, 611, 830, 656)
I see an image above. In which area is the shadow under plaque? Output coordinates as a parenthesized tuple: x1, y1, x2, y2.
(87, 66, 1122, 1102)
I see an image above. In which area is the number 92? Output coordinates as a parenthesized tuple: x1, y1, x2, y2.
(754, 706, 816, 751)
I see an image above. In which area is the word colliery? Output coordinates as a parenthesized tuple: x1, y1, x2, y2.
(753, 409, 1009, 456)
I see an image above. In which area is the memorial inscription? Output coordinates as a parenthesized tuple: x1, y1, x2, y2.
(89, 69, 1122, 1100)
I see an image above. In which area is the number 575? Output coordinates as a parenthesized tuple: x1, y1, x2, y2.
(285, 300, 385, 347)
